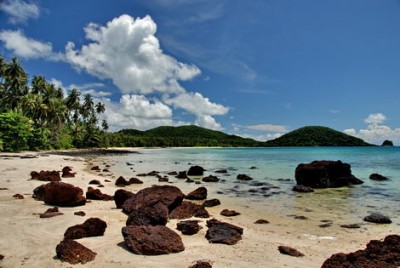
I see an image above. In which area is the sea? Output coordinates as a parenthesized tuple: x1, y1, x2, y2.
(94, 147, 400, 223)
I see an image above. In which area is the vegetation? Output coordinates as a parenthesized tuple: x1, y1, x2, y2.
(108, 125, 264, 147)
(264, 126, 373, 147)
(381, 140, 394, 146)
(0, 55, 108, 152)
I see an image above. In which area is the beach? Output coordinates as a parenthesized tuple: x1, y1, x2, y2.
(0, 148, 399, 268)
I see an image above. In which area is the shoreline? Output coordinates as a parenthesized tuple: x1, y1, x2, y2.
(0, 150, 399, 267)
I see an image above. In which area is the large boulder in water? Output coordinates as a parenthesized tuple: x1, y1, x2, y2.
(34, 181, 86, 206)
(122, 185, 184, 214)
(122, 225, 185, 255)
(295, 160, 363, 188)
(187, 166, 205, 176)
(322, 234, 400, 268)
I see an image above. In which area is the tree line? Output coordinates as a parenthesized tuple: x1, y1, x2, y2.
(0, 56, 108, 152)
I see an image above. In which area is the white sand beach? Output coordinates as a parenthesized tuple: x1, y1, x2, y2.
(0, 150, 398, 268)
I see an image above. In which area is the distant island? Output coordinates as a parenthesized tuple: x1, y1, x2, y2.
(108, 125, 373, 148)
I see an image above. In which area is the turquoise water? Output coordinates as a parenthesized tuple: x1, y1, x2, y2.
(96, 147, 400, 222)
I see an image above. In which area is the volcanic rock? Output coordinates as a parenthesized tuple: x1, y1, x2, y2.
(187, 165, 205, 176)
(90, 166, 100, 171)
(115, 176, 129, 186)
(202, 199, 221, 207)
(61, 166, 75, 178)
(237, 174, 253, 181)
(292, 185, 315, 193)
(176, 171, 187, 179)
(369, 173, 388, 181)
(13, 193, 24, 199)
(322, 234, 400, 268)
(39, 207, 63, 218)
(254, 219, 270, 224)
(176, 220, 202, 235)
(278, 246, 304, 257)
(56, 239, 96, 264)
(122, 225, 185, 255)
(202, 175, 219, 182)
(295, 160, 363, 188)
(64, 217, 107, 240)
(186, 187, 207, 200)
(189, 260, 213, 268)
(215, 169, 228, 174)
(74, 211, 86, 217)
(205, 219, 243, 245)
(129, 177, 143, 184)
(30, 170, 61, 181)
(114, 189, 135, 209)
(220, 209, 240, 217)
(340, 224, 361, 229)
(86, 187, 113, 201)
(364, 214, 392, 224)
(122, 185, 184, 214)
(34, 181, 86, 207)
(89, 179, 101, 185)
(126, 202, 169, 226)
(169, 201, 209, 219)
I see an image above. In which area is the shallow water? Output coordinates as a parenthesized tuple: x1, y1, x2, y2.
(95, 147, 400, 223)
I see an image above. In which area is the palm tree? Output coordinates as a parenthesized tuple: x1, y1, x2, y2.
(1, 58, 28, 112)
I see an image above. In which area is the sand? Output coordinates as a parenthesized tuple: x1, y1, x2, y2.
(0, 150, 399, 268)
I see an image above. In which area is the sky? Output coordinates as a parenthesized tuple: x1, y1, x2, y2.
(1, 0, 400, 145)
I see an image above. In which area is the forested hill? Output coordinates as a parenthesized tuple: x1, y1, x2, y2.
(108, 125, 264, 147)
(264, 126, 373, 147)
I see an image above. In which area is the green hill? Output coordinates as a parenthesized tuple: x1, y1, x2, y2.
(108, 125, 263, 147)
(264, 126, 373, 147)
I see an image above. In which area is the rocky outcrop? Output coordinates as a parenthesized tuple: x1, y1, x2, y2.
(64, 218, 107, 239)
(122, 185, 184, 214)
(205, 219, 243, 245)
(169, 201, 209, 219)
(187, 166, 205, 176)
(86, 187, 113, 201)
(33, 181, 86, 207)
(176, 220, 202, 235)
(56, 239, 96, 264)
(122, 225, 185, 255)
(295, 160, 363, 188)
(185, 187, 207, 200)
(322, 235, 400, 268)
(114, 189, 135, 209)
(126, 202, 169, 226)
(30, 170, 61, 181)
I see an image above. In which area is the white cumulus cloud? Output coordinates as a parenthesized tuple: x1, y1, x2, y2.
(195, 115, 223, 130)
(65, 14, 201, 95)
(0, 0, 40, 24)
(245, 124, 287, 132)
(344, 113, 400, 145)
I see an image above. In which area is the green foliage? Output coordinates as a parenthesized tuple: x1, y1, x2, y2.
(0, 112, 33, 152)
(265, 126, 373, 147)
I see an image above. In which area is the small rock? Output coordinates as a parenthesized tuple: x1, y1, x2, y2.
(176, 171, 187, 179)
(90, 166, 100, 171)
(237, 174, 253, 181)
(205, 219, 243, 245)
(202, 199, 221, 207)
(278, 246, 304, 257)
(13, 193, 24, 199)
(176, 220, 202, 235)
(188, 166, 205, 176)
(202, 175, 219, 182)
(89, 180, 101, 185)
(86, 187, 113, 201)
(292, 185, 314, 193)
(369, 173, 389, 181)
(74, 211, 86, 217)
(115, 176, 129, 187)
(294, 215, 308, 220)
(254, 219, 269, 224)
(170, 201, 209, 219)
(186, 178, 194, 183)
(64, 218, 107, 239)
(189, 260, 213, 268)
(129, 177, 143, 184)
(61, 166, 75, 178)
(39, 207, 64, 218)
(220, 209, 240, 217)
(168, 171, 178, 176)
(186, 187, 207, 200)
(215, 169, 228, 174)
(364, 214, 392, 224)
(56, 239, 96, 264)
(340, 224, 361, 229)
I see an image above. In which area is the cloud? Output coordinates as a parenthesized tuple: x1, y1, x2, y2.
(245, 124, 287, 132)
(50, 79, 111, 98)
(343, 113, 400, 145)
(237, 133, 283, 142)
(65, 14, 201, 95)
(0, 0, 40, 24)
(0, 30, 63, 60)
(364, 113, 386, 124)
(195, 115, 223, 130)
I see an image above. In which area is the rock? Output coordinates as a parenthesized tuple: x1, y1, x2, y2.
(137, 173, 147, 177)
(32, 184, 46, 200)
(90, 166, 101, 171)
(122, 225, 185, 255)
(187, 165, 205, 176)
(189, 260, 213, 268)
(39, 207, 64, 218)
(364, 214, 392, 224)
(158, 175, 169, 182)
(177, 220, 202, 235)
(126, 202, 169, 226)
(202, 199, 221, 207)
(186, 178, 194, 183)
(86, 187, 113, 201)
(215, 169, 228, 174)
(129, 177, 143, 184)
(202, 175, 219, 182)
(114, 189, 135, 209)
(13, 193, 24, 199)
(115, 176, 129, 186)
(147, 171, 160, 176)
(89, 179, 101, 185)
(294, 215, 308, 220)
(369, 173, 388, 181)
(237, 174, 253, 181)
(186, 187, 207, 200)
(122, 185, 184, 214)
(292, 185, 315, 193)
(322, 234, 400, 268)
(0, 254, 3, 260)
(205, 219, 243, 245)
(64, 217, 107, 240)
(381, 140, 394, 146)
(176, 171, 187, 179)
(35, 182, 86, 207)
(295, 160, 364, 188)
(74, 211, 86, 217)
(340, 224, 361, 229)
(61, 166, 75, 178)
(278, 246, 304, 257)
(220, 209, 241, 217)
(250, 166, 257, 169)
(56, 239, 96, 264)
(30, 170, 61, 181)
(169, 201, 209, 219)
(254, 219, 269, 224)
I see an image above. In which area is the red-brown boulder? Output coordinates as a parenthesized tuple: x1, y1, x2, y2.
(30, 170, 61, 181)
(86, 187, 113, 201)
(39, 207, 64, 218)
(56, 239, 96, 264)
(34, 181, 86, 207)
(169, 201, 209, 219)
(126, 202, 169, 226)
(186, 187, 207, 200)
(220, 209, 240, 217)
(114, 189, 135, 209)
(176, 220, 202, 235)
(122, 225, 185, 255)
(205, 218, 243, 245)
(61, 166, 75, 178)
(64, 217, 107, 240)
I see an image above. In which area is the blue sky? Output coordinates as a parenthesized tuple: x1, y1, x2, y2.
(1, 0, 400, 144)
